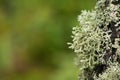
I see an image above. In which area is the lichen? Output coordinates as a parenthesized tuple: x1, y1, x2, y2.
(68, 0, 120, 80)
(95, 62, 120, 80)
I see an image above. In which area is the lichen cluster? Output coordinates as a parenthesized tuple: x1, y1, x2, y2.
(95, 62, 120, 80)
(69, 0, 120, 80)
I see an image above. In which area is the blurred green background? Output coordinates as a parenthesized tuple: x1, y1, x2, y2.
(0, 0, 95, 80)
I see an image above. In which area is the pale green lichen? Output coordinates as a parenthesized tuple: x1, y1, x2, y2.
(69, 0, 120, 80)
(69, 10, 104, 69)
(95, 62, 120, 80)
